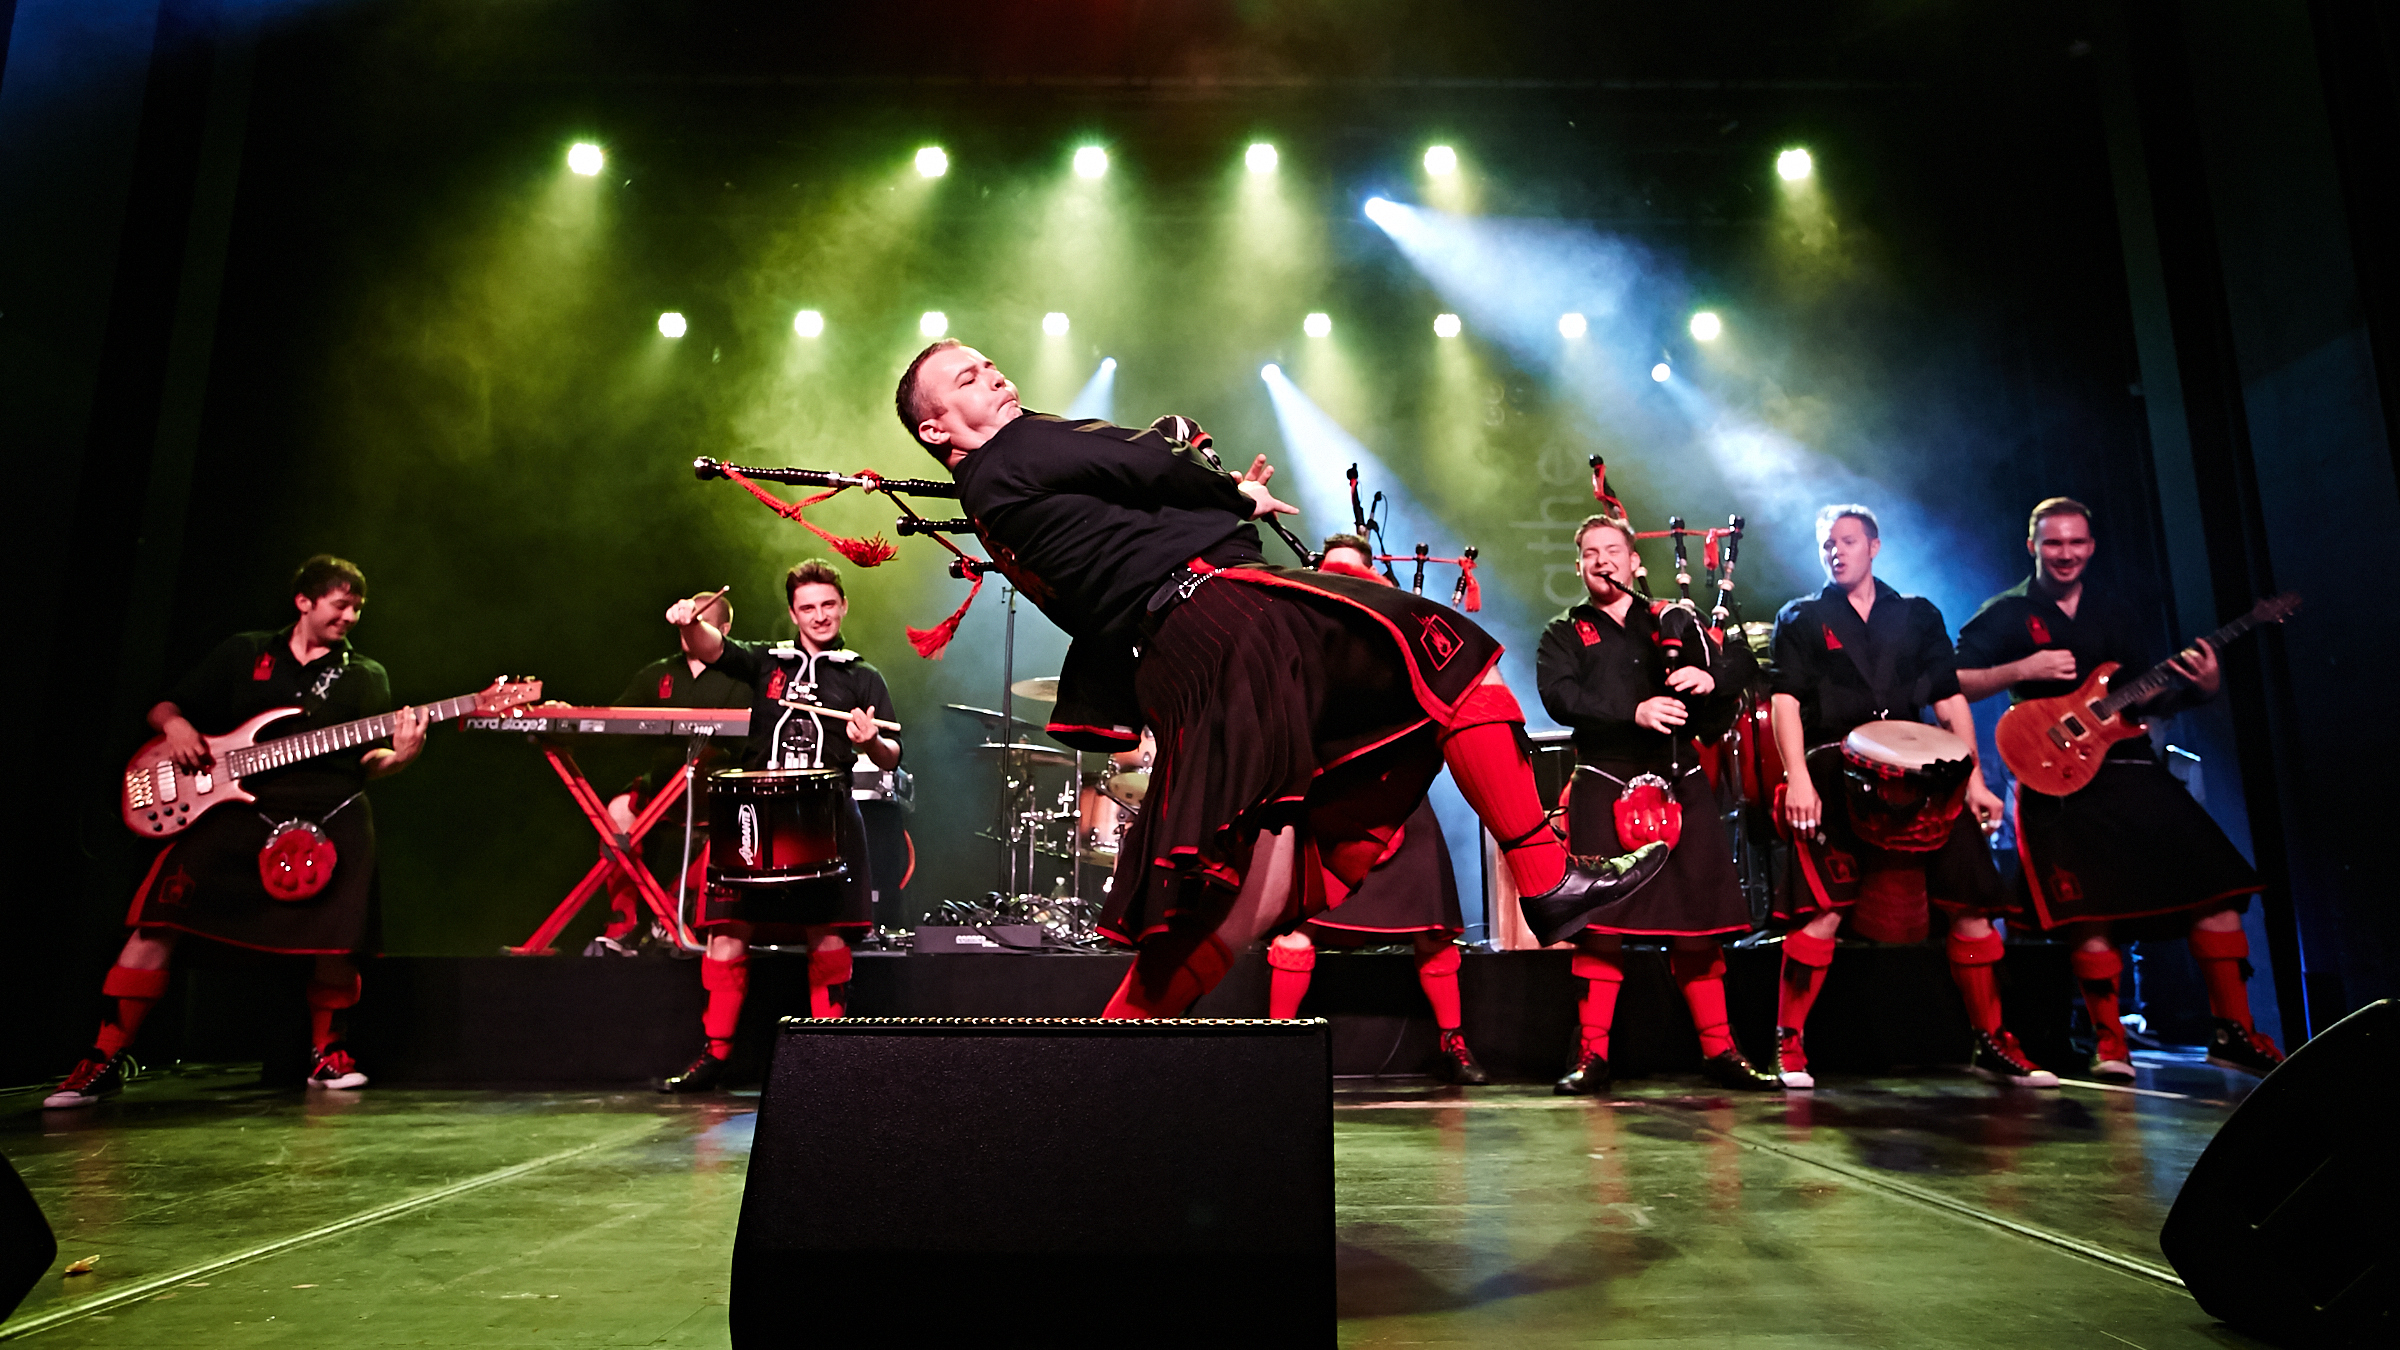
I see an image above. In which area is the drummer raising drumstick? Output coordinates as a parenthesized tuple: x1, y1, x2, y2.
(1767, 505, 2055, 1089)
(655, 558, 902, 1093)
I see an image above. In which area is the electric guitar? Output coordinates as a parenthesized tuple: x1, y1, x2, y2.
(1994, 595, 2299, 796)
(121, 677, 543, 838)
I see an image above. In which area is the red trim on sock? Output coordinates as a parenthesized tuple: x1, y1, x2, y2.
(1103, 933, 1234, 1019)
(1777, 934, 1834, 1036)
(702, 955, 749, 1042)
(1440, 691, 1563, 896)
(1669, 948, 1736, 1057)
(2189, 926, 2253, 1028)
(1571, 949, 1625, 1059)
(1415, 944, 1463, 1030)
(1945, 931, 2005, 1034)
(2071, 946, 2127, 1060)
(94, 964, 172, 1058)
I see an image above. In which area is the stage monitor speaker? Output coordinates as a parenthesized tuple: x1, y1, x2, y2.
(2161, 998, 2398, 1346)
(730, 1016, 1331, 1346)
(0, 1152, 57, 1321)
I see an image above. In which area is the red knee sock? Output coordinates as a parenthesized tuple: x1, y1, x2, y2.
(808, 944, 853, 1020)
(1415, 944, 1464, 1030)
(94, 965, 171, 1059)
(1947, 929, 2006, 1034)
(700, 955, 748, 1058)
(1670, 948, 1737, 1058)
(1266, 941, 1315, 1020)
(1440, 685, 1564, 897)
(2189, 926, 2254, 1029)
(1777, 929, 1836, 1038)
(305, 972, 362, 1052)
(1571, 950, 1625, 1060)
(1103, 929, 1235, 1019)
(2071, 945, 2127, 1061)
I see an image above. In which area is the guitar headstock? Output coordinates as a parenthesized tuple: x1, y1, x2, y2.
(475, 677, 545, 714)
(2254, 593, 2304, 625)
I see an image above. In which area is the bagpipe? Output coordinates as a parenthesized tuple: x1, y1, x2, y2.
(1340, 464, 1481, 612)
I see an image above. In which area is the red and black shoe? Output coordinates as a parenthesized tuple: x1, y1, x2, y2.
(1970, 1028, 2060, 1088)
(657, 1047, 732, 1094)
(307, 1042, 369, 1091)
(1554, 1046, 1611, 1097)
(2206, 1019, 2285, 1076)
(1701, 1047, 1784, 1092)
(1431, 1029, 1489, 1085)
(43, 1049, 130, 1109)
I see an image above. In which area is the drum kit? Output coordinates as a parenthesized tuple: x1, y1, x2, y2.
(950, 679, 1151, 901)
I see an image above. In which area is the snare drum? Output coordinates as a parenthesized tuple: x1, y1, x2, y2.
(707, 768, 850, 885)
(1822, 720, 1975, 853)
(1076, 777, 1135, 867)
(1102, 729, 1155, 808)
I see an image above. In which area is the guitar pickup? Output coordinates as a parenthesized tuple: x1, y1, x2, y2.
(157, 765, 177, 803)
(2060, 714, 2087, 737)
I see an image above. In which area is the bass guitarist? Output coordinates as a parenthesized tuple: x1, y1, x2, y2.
(1956, 498, 2281, 1080)
(46, 556, 427, 1108)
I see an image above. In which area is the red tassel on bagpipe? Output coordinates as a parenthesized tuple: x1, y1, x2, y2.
(720, 467, 899, 567)
(905, 568, 984, 659)
(1456, 554, 1481, 612)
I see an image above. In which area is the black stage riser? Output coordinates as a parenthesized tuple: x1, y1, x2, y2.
(127, 946, 2072, 1087)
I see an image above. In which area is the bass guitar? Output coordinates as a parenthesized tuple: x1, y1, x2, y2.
(121, 677, 543, 838)
(1994, 594, 2299, 796)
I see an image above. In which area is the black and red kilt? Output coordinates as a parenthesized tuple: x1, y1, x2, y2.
(2015, 749, 2258, 937)
(1098, 566, 1501, 944)
(696, 793, 875, 942)
(1772, 745, 2012, 925)
(125, 782, 379, 956)
(1303, 801, 1463, 939)
(1563, 759, 1749, 938)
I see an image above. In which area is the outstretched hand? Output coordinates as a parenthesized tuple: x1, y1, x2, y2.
(1237, 478, 1300, 518)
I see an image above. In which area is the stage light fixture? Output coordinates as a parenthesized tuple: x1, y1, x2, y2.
(1246, 143, 1278, 174)
(1101, 357, 1117, 372)
(1423, 145, 1457, 176)
(1651, 362, 1672, 383)
(1043, 312, 1070, 336)
(1689, 310, 1723, 341)
(1433, 313, 1461, 339)
(1303, 312, 1332, 338)
(793, 309, 824, 338)
(657, 312, 686, 338)
(1777, 148, 1813, 181)
(920, 311, 948, 337)
(915, 147, 948, 178)
(1260, 363, 1280, 380)
(1074, 146, 1109, 178)
(1362, 196, 1395, 223)
(567, 143, 604, 176)
(1558, 312, 1587, 340)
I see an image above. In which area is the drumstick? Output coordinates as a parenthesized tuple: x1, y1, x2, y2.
(787, 701, 902, 732)
(689, 584, 731, 617)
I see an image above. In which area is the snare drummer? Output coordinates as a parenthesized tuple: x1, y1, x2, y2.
(656, 559, 901, 1093)
(1956, 498, 2278, 1081)
(1768, 505, 2053, 1089)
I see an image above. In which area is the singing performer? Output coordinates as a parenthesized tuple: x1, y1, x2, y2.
(898, 341, 1665, 1019)
(1536, 516, 1780, 1094)
(1264, 535, 1488, 1085)
(589, 588, 753, 956)
(46, 556, 428, 1108)
(1768, 506, 2055, 1089)
(655, 560, 901, 1092)
(1955, 498, 2280, 1079)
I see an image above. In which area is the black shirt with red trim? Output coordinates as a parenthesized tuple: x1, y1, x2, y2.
(952, 412, 1265, 641)
(708, 637, 898, 773)
(1955, 576, 2199, 761)
(613, 654, 755, 800)
(1536, 598, 1746, 770)
(163, 628, 393, 798)
(1768, 580, 1960, 748)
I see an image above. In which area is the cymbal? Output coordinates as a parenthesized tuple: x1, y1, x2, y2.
(975, 741, 1077, 767)
(944, 702, 1039, 729)
(1008, 676, 1062, 703)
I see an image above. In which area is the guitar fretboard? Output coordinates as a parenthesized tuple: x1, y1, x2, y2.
(2095, 604, 2282, 717)
(220, 692, 484, 777)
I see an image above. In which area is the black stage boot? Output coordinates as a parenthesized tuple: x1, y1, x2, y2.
(657, 1047, 732, 1093)
(1431, 1029, 1489, 1085)
(1700, 1047, 1784, 1092)
(1554, 1047, 1612, 1096)
(1969, 1028, 2061, 1088)
(1520, 844, 1672, 948)
(2206, 1018, 2286, 1076)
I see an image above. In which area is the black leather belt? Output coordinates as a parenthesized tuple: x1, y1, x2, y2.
(1139, 565, 1214, 638)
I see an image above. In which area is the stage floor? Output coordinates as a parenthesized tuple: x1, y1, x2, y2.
(1, 1058, 2270, 1347)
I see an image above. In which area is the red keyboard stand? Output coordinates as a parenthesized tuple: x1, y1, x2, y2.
(506, 742, 702, 956)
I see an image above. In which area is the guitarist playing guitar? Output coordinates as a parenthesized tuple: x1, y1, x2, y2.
(1957, 499, 2284, 1083)
(47, 556, 430, 1108)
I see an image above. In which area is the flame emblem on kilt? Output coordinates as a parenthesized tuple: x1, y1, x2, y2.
(1415, 613, 1462, 669)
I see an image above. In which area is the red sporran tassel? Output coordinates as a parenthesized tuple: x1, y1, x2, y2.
(906, 570, 984, 659)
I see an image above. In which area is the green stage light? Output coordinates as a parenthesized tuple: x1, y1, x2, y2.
(920, 311, 948, 337)
(1778, 148, 1813, 181)
(1246, 143, 1278, 174)
(915, 147, 948, 178)
(794, 309, 824, 338)
(657, 312, 686, 338)
(1432, 313, 1462, 338)
(1558, 312, 1587, 339)
(567, 143, 603, 176)
(1304, 312, 1332, 338)
(1043, 312, 1069, 336)
(1074, 146, 1109, 179)
(1423, 145, 1457, 176)
(1689, 310, 1723, 341)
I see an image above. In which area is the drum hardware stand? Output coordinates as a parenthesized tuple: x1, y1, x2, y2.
(670, 732, 708, 953)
